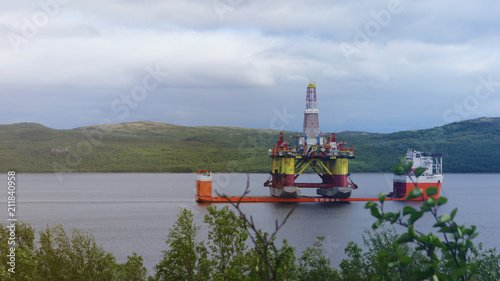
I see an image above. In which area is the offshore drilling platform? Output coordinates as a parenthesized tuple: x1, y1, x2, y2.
(264, 81, 357, 199)
(196, 82, 364, 203)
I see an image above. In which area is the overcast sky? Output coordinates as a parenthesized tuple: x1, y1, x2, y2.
(1, 0, 499, 133)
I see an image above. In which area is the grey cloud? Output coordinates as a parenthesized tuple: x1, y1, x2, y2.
(0, 0, 499, 132)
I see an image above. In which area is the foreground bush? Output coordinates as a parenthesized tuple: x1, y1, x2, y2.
(363, 159, 500, 280)
(2, 202, 499, 280)
(0, 222, 147, 281)
(153, 205, 342, 281)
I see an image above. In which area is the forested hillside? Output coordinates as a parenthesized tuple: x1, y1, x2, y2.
(0, 118, 499, 173)
(344, 117, 500, 172)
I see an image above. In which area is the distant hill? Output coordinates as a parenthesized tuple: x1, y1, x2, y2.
(341, 117, 500, 173)
(0, 118, 499, 173)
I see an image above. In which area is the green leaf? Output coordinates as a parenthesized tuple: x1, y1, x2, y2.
(466, 239, 473, 249)
(409, 211, 424, 225)
(417, 234, 429, 244)
(372, 220, 382, 230)
(437, 197, 448, 206)
(426, 187, 438, 197)
(433, 237, 445, 248)
(439, 213, 452, 223)
(414, 167, 426, 178)
(378, 193, 386, 203)
(450, 208, 458, 220)
(371, 207, 382, 219)
(383, 212, 394, 220)
(403, 206, 416, 216)
(365, 201, 377, 209)
(425, 197, 436, 207)
(409, 225, 418, 238)
(405, 188, 423, 200)
(420, 204, 431, 212)
(397, 233, 413, 243)
(438, 226, 454, 233)
(463, 225, 476, 236)
(433, 221, 445, 228)
(405, 161, 413, 172)
(390, 211, 401, 224)
(391, 164, 406, 175)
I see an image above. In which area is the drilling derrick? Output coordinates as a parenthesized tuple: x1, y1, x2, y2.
(264, 82, 357, 199)
(303, 82, 320, 145)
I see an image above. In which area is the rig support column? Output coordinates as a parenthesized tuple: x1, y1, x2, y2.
(284, 157, 295, 186)
(332, 158, 348, 187)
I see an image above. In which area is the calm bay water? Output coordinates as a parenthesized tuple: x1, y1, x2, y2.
(1, 172, 499, 274)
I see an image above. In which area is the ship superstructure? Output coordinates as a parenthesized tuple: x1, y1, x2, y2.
(264, 82, 357, 199)
(390, 149, 446, 199)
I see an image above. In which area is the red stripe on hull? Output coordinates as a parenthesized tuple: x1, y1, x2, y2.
(196, 196, 406, 203)
(392, 181, 442, 200)
(333, 174, 347, 187)
(271, 173, 295, 187)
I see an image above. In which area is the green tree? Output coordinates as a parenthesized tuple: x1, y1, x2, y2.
(339, 241, 365, 281)
(115, 252, 148, 281)
(36, 224, 117, 281)
(0, 222, 148, 280)
(273, 238, 298, 280)
(297, 236, 341, 281)
(467, 243, 500, 280)
(340, 227, 427, 280)
(204, 205, 249, 281)
(0, 221, 39, 281)
(246, 234, 298, 281)
(216, 174, 303, 281)
(154, 207, 211, 281)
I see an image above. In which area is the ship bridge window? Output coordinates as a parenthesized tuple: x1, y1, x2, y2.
(416, 154, 421, 158)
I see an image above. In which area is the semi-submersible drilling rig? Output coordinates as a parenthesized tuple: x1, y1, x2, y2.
(264, 82, 357, 198)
